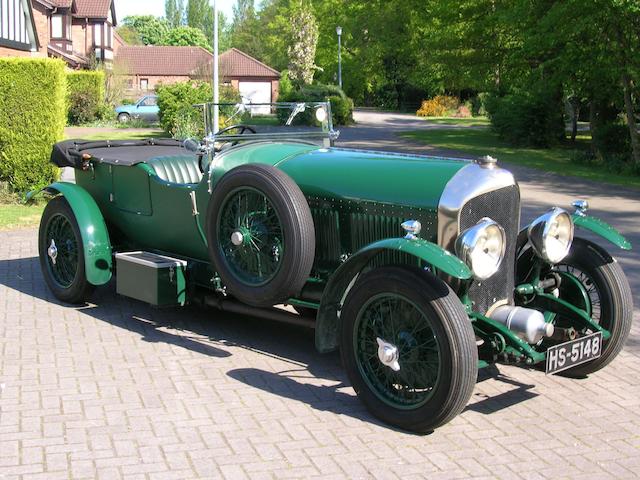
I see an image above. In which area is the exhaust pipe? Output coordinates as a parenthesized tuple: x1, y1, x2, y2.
(491, 305, 554, 344)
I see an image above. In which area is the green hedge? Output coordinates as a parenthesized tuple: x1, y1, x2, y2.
(279, 83, 354, 125)
(0, 58, 66, 193)
(67, 70, 106, 125)
(157, 81, 240, 138)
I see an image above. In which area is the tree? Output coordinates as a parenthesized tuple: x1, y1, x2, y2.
(116, 25, 142, 45)
(187, 0, 209, 31)
(165, 0, 184, 28)
(162, 26, 211, 51)
(121, 15, 170, 45)
(287, 2, 319, 87)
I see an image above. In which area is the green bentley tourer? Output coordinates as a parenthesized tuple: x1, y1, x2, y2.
(35, 102, 633, 432)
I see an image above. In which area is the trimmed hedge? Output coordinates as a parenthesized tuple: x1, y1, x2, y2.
(67, 70, 105, 124)
(0, 58, 66, 193)
(156, 81, 240, 138)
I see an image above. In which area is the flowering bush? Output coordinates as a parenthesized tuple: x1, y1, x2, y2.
(416, 95, 460, 117)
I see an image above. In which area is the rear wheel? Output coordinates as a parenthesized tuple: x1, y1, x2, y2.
(553, 238, 632, 376)
(38, 196, 94, 304)
(117, 113, 130, 123)
(340, 266, 477, 433)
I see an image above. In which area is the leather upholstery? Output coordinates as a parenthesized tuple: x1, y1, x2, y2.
(146, 155, 202, 185)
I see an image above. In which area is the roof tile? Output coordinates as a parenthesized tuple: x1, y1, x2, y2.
(219, 48, 280, 78)
(74, 0, 111, 19)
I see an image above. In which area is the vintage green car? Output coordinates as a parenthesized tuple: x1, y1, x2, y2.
(35, 102, 633, 433)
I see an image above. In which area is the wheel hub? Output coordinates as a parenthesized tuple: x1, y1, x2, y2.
(48, 239, 58, 265)
(231, 231, 244, 246)
(376, 337, 401, 371)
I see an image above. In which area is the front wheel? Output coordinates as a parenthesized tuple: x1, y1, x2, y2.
(340, 266, 477, 433)
(38, 196, 94, 304)
(117, 113, 130, 123)
(553, 238, 633, 376)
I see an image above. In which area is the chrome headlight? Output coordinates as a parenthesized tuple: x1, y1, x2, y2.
(455, 218, 506, 280)
(527, 208, 574, 264)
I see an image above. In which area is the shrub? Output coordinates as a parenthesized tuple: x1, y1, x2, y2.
(67, 70, 106, 124)
(156, 81, 240, 137)
(0, 58, 66, 193)
(416, 95, 460, 117)
(278, 70, 294, 98)
(486, 91, 564, 147)
(471, 93, 489, 116)
(592, 123, 631, 156)
(454, 105, 472, 118)
(278, 83, 354, 126)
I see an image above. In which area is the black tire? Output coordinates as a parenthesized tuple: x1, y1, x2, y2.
(554, 238, 633, 376)
(207, 164, 315, 307)
(117, 113, 130, 123)
(340, 266, 477, 433)
(38, 196, 94, 304)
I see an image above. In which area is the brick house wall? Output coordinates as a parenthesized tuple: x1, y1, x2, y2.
(31, 2, 49, 56)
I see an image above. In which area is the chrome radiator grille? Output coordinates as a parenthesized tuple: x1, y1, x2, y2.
(459, 185, 520, 314)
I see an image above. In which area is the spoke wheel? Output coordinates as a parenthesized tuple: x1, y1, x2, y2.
(38, 197, 94, 304)
(218, 187, 284, 286)
(548, 238, 632, 376)
(207, 164, 315, 307)
(340, 266, 477, 433)
(354, 294, 441, 409)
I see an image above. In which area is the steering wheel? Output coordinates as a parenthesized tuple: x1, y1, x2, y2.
(198, 124, 257, 173)
(215, 124, 257, 149)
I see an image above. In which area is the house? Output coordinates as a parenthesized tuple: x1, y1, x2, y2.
(0, 0, 41, 57)
(0, 0, 119, 68)
(116, 46, 280, 105)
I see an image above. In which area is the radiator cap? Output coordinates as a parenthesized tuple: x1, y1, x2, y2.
(477, 155, 498, 168)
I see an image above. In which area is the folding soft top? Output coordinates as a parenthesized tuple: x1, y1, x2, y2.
(51, 139, 194, 169)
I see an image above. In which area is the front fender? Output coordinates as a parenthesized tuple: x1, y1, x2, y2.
(315, 237, 471, 353)
(42, 182, 112, 285)
(571, 214, 631, 250)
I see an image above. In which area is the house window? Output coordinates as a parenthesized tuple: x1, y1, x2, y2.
(140, 79, 149, 90)
(51, 15, 63, 38)
(94, 23, 102, 46)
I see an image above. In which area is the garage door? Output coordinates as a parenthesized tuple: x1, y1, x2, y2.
(238, 82, 272, 115)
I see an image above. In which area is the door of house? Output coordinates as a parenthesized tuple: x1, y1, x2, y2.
(238, 82, 272, 115)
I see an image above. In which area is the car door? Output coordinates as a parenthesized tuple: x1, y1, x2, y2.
(137, 96, 159, 121)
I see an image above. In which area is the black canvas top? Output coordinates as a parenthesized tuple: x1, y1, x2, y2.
(51, 139, 194, 168)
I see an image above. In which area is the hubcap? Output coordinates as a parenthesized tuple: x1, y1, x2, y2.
(48, 239, 58, 265)
(376, 338, 401, 371)
(231, 231, 244, 246)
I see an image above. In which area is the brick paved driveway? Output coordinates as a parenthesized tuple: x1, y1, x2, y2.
(2, 231, 640, 480)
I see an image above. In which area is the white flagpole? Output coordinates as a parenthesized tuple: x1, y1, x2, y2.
(213, 0, 219, 133)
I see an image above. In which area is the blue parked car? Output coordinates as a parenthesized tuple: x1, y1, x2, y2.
(115, 95, 159, 123)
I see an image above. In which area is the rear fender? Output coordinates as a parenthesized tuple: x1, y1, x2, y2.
(41, 182, 112, 285)
(315, 237, 471, 353)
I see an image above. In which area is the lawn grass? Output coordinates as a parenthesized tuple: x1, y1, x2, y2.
(419, 116, 491, 127)
(0, 202, 45, 230)
(401, 128, 640, 189)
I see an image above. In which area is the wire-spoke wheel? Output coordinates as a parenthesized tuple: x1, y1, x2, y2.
(207, 164, 315, 307)
(38, 196, 94, 304)
(552, 238, 633, 377)
(340, 266, 477, 433)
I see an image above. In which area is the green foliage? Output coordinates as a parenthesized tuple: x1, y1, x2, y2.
(156, 81, 240, 137)
(328, 95, 354, 125)
(0, 58, 65, 193)
(278, 83, 354, 126)
(287, 2, 319, 87)
(162, 25, 211, 50)
(592, 124, 631, 156)
(122, 15, 170, 45)
(115, 25, 142, 45)
(278, 70, 293, 97)
(165, 0, 184, 28)
(486, 89, 565, 148)
(67, 70, 106, 125)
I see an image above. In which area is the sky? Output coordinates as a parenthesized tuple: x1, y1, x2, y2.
(113, 0, 237, 22)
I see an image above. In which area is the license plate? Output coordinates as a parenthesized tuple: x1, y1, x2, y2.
(545, 332, 603, 375)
